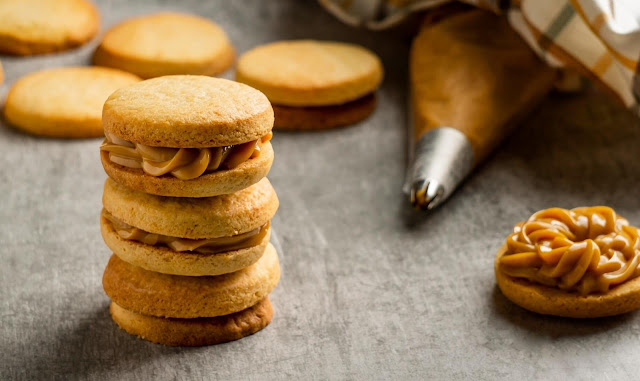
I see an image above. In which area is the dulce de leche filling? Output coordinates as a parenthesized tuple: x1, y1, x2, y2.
(102, 210, 269, 254)
(499, 207, 640, 295)
(100, 131, 272, 180)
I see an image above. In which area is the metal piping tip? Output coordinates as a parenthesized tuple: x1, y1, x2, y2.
(405, 127, 475, 212)
(410, 179, 444, 210)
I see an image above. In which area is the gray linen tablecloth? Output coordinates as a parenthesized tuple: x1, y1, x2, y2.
(1, 1, 639, 380)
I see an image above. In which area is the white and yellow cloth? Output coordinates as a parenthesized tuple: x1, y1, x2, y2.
(320, 0, 640, 115)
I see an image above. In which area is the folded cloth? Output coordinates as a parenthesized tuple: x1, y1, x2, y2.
(319, 0, 640, 116)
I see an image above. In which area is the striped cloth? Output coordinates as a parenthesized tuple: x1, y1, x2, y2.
(319, 0, 640, 116)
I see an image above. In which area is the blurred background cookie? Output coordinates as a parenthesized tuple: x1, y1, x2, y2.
(236, 40, 383, 129)
(3, 66, 140, 138)
(93, 12, 234, 78)
(0, 0, 99, 55)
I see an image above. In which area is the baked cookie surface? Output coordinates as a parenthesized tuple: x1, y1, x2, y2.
(0, 0, 99, 55)
(236, 40, 383, 107)
(101, 211, 272, 276)
(3, 67, 140, 138)
(93, 12, 234, 78)
(110, 297, 273, 346)
(495, 207, 640, 318)
(102, 76, 273, 147)
(102, 243, 281, 318)
(102, 177, 278, 239)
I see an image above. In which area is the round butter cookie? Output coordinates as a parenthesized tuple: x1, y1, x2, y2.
(101, 215, 271, 277)
(495, 245, 640, 318)
(3, 67, 140, 138)
(236, 40, 383, 107)
(0, 0, 99, 55)
(103, 243, 281, 318)
(93, 12, 234, 78)
(495, 206, 640, 318)
(102, 177, 278, 239)
(100, 76, 274, 197)
(101, 177, 278, 276)
(110, 297, 273, 346)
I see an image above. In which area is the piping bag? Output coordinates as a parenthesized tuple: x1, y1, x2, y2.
(405, 8, 557, 210)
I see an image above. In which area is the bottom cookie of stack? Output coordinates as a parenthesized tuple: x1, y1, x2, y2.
(103, 243, 281, 346)
(110, 298, 273, 347)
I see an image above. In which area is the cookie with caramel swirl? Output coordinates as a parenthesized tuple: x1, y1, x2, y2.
(100, 76, 274, 197)
(495, 207, 640, 318)
(101, 177, 278, 276)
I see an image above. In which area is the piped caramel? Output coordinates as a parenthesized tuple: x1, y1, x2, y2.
(100, 131, 272, 180)
(499, 207, 640, 295)
(102, 210, 268, 254)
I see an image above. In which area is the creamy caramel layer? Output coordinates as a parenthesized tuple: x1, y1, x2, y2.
(100, 131, 272, 180)
(102, 210, 268, 254)
(499, 207, 640, 295)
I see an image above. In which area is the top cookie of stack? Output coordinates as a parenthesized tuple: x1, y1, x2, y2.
(100, 76, 274, 197)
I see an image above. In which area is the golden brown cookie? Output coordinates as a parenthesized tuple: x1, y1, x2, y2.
(103, 76, 272, 147)
(495, 207, 640, 318)
(100, 76, 274, 196)
(102, 177, 278, 239)
(93, 12, 234, 79)
(103, 243, 280, 318)
(101, 214, 271, 277)
(0, 0, 99, 55)
(110, 297, 273, 346)
(496, 245, 640, 318)
(273, 94, 377, 129)
(3, 67, 140, 138)
(236, 40, 383, 107)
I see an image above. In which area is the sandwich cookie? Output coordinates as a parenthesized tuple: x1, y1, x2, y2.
(495, 207, 640, 318)
(100, 76, 274, 197)
(93, 12, 234, 79)
(101, 177, 278, 276)
(3, 67, 140, 138)
(0, 0, 99, 55)
(236, 40, 383, 129)
(103, 243, 281, 318)
(110, 297, 273, 346)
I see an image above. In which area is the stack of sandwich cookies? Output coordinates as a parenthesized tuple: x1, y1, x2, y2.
(98, 76, 281, 346)
(236, 40, 384, 130)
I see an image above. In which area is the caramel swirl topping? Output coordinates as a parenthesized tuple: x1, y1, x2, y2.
(102, 210, 268, 254)
(499, 207, 640, 295)
(100, 131, 272, 180)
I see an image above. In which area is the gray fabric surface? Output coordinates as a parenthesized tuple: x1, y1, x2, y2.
(1, 1, 640, 380)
